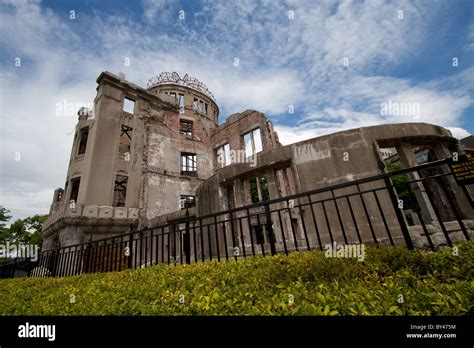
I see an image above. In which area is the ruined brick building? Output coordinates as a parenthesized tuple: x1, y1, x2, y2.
(42, 71, 280, 249)
(42, 71, 473, 254)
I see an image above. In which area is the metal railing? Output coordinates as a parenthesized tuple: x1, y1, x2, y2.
(1, 158, 472, 278)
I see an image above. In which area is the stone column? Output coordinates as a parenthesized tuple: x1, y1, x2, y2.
(396, 142, 438, 223)
(233, 178, 251, 253)
(265, 168, 282, 248)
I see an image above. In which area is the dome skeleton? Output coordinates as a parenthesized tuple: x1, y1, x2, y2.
(147, 72, 216, 102)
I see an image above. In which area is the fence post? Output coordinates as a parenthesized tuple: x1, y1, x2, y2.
(184, 209, 191, 264)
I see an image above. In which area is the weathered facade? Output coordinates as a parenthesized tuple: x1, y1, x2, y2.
(42, 71, 473, 254)
(42, 72, 280, 250)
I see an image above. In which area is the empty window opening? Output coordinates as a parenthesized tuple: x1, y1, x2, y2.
(243, 128, 263, 157)
(123, 98, 135, 114)
(205, 103, 208, 115)
(180, 120, 193, 136)
(178, 94, 185, 108)
(193, 98, 198, 111)
(170, 92, 176, 99)
(199, 100, 204, 113)
(119, 125, 133, 155)
(69, 177, 81, 203)
(180, 195, 195, 210)
(249, 176, 269, 204)
(217, 143, 231, 168)
(113, 175, 128, 207)
(77, 127, 89, 155)
(181, 153, 197, 175)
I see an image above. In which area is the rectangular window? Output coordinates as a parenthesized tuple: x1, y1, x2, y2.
(180, 195, 195, 210)
(113, 175, 128, 207)
(249, 176, 269, 203)
(193, 98, 198, 111)
(69, 177, 81, 203)
(119, 125, 133, 155)
(77, 127, 89, 155)
(243, 128, 263, 157)
(180, 120, 193, 136)
(217, 143, 231, 168)
(199, 100, 204, 113)
(123, 98, 135, 114)
(181, 153, 197, 175)
(178, 94, 185, 108)
(205, 103, 208, 115)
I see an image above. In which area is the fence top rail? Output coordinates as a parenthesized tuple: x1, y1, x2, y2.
(40, 158, 454, 254)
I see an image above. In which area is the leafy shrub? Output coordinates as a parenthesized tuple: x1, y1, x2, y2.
(0, 241, 472, 316)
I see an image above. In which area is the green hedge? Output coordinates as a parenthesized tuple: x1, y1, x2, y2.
(0, 241, 473, 315)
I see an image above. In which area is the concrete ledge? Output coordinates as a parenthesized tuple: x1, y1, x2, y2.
(83, 205, 99, 218)
(129, 208, 139, 219)
(99, 206, 114, 218)
(64, 204, 82, 217)
(114, 207, 128, 219)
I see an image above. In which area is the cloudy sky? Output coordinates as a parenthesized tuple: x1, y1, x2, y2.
(0, 0, 473, 222)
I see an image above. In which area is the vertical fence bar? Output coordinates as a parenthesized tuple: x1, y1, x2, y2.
(167, 230, 171, 265)
(277, 209, 288, 255)
(321, 200, 334, 246)
(345, 195, 363, 244)
(179, 226, 183, 265)
(265, 202, 277, 256)
(173, 224, 177, 266)
(199, 219, 205, 262)
(373, 190, 394, 246)
(213, 216, 220, 261)
(287, 199, 299, 251)
(356, 183, 379, 246)
(331, 190, 348, 245)
(307, 195, 323, 250)
(384, 177, 413, 250)
(297, 203, 311, 251)
(230, 212, 238, 261)
(238, 217, 247, 258)
(144, 232, 149, 268)
(127, 225, 133, 270)
(222, 221, 229, 260)
(246, 208, 255, 256)
(256, 213, 265, 257)
(192, 222, 197, 264)
(154, 231, 159, 266)
(161, 228, 165, 264)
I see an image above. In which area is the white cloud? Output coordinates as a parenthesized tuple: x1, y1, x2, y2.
(447, 127, 471, 139)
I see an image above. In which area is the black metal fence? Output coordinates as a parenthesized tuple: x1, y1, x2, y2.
(1, 158, 472, 278)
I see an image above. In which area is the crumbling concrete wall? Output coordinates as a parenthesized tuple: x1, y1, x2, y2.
(196, 122, 465, 254)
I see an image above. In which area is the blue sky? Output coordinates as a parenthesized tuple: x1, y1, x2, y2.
(0, 0, 473, 222)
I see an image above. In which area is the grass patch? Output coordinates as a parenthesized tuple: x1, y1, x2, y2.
(0, 241, 473, 315)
